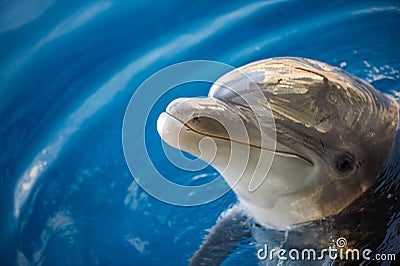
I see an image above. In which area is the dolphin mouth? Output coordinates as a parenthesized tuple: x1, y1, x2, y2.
(161, 111, 314, 166)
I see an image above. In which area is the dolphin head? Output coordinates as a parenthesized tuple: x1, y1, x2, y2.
(157, 58, 399, 229)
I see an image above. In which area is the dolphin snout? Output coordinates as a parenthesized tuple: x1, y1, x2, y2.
(157, 97, 233, 160)
(164, 97, 236, 139)
(160, 96, 274, 148)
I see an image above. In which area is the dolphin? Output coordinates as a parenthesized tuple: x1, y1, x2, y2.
(157, 57, 399, 264)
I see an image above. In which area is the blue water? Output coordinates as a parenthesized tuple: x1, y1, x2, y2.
(1, 0, 400, 265)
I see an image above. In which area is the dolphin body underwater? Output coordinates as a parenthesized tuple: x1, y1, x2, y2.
(157, 58, 400, 265)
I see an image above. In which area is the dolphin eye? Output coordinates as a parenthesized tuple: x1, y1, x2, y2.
(335, 153, 355, 173)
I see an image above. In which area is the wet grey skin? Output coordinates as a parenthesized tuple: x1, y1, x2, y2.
(157, 57, 399, 230)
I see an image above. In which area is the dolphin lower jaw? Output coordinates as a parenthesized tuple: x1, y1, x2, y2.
(158, 110, 322, 227)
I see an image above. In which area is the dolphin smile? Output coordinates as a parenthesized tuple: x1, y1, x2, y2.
(159, 107, 313, 166)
